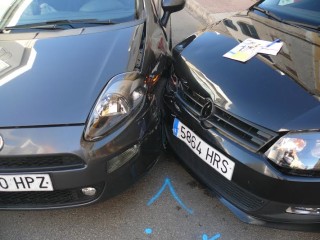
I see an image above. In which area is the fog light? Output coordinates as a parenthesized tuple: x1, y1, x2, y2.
(107, 145, 140, 174)
(82, 187, 97, 196)
(286, 206, 320, 215)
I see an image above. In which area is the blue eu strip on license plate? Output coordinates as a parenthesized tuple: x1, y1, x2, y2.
(173, 118, 235, 181)
(173, 118, 180, 137)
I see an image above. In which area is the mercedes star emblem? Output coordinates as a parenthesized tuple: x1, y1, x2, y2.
(199, 98, 215, 121)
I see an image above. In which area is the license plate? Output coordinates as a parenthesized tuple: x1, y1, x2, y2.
(0, 174, 53, 192)
(173, 118, 235, 180)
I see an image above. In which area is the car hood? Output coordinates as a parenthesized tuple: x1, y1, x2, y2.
(174, 11, 320, 132)
(0, 21, 144, 127)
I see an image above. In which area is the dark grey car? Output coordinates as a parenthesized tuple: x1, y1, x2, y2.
(0, 0, 185, 209)
(163, 0, 320, 231)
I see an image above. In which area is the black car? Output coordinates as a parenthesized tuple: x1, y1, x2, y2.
(163, 0, 320, 230)
(0, 0, 185, 209)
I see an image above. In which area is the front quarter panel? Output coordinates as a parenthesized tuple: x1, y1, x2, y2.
(141, 0, 171, 78)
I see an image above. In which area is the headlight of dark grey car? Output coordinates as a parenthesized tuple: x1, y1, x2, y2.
(265, 132, 320, 172)
(84, 72, 146, 141)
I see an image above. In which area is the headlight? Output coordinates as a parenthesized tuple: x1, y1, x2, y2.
(84, 72, 146, 141)
(265, 132, 320, 173)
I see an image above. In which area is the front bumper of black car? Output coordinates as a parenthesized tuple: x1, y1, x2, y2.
(163, 91, 320, 231)
(0, 96, 161, 210)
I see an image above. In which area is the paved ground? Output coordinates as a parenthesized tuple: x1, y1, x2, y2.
(186, 0, 258, 23)
(189, 0, 256, 13)
(1, 153, 320, 240)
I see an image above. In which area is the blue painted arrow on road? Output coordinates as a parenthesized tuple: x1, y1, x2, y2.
(147, 177, 193, 214)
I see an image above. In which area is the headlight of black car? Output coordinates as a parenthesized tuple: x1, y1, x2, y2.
(84, 72, 146, 141)
(265, 132, 320, 172)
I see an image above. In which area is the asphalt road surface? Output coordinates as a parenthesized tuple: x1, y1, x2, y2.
(1, 10, 320, 240)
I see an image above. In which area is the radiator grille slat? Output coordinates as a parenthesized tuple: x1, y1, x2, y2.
(0, 155, 85, 171)
(176, 81, 278, 152)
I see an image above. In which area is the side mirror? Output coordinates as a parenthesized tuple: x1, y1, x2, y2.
(161, 0, 186, 26)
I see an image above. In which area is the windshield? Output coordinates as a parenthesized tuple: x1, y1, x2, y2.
(0, 0, 138, 30)
(256, 0, 320, 27)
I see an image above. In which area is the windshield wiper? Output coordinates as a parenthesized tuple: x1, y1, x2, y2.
(1, 20, 77, 32)
(77, 19, 117, 25)
(251, 6, 320, 32)
(283, 20, 320, 31)
(0, 19, 117, 33)
(1, 25, 70, 32)
(251, 6, 283, 22)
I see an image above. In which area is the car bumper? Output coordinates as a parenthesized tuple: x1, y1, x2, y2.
(0, 97, 161, 210)
(163, 95, 320, 230)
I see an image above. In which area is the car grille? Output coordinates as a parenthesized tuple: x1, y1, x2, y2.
(0, 183, 104, 209)
(176, 81, 278, 152)
(0, 154, 85, 171)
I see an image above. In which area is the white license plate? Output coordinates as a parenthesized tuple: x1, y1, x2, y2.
(173, 118, 235, 180)
(0, 174, 53, 192)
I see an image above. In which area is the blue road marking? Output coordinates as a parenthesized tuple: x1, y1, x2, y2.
(147, 177, 193, 214)
(145, 228, 153, 235)
(202, 233, 221, 240)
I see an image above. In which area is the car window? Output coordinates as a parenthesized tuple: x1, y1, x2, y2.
(257, 0, 320, 26)
(0, 0, 138, 30)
